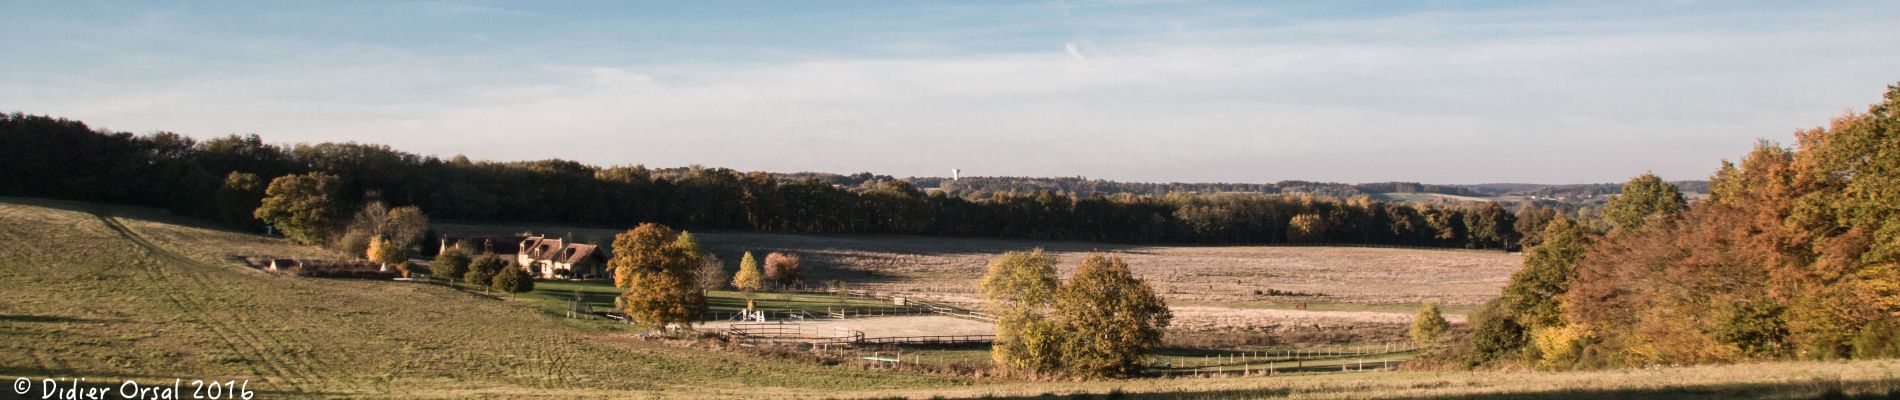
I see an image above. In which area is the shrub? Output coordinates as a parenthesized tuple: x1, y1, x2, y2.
(1530, 325, 1592, 370)
(1853, 319, 1900, 359)
(491, 265, 534, 294)
(464, 268, 493, 288)
(1411, 302, 1450, 348)
(464, 254, 504, 288)
(334, 228, 373, 259)
(1467, 300, 1527, 367)
(366, 236, 402, 263)
(1715, 301, 1789, 358)
(763, 252, 802, 286)
(432, 248, 471, 281)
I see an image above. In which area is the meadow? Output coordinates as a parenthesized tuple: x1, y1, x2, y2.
(5, 197, 1898, 398)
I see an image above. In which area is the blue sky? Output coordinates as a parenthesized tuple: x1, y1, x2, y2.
(5, 1, 1898, 184)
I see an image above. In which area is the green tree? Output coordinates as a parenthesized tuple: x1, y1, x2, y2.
(731, 251, 763, 298)
(491, 264, 534, 294)
(1053, 254, 1172, 378)
(1499, 217, 1594, 328)
(215, 171, 264, 229)
(464, 254, 505, 289)
(979, 249, 1061, 372)
(1464, 202, 1518, 250)
(253, 172, 343, 245)
(432, 248, 472, 282)
(1412, 302, 1451, 348)
(611, 223, 708, 330)
(1602, 172, 1687, 231)
(1512, 207, 1561, 249)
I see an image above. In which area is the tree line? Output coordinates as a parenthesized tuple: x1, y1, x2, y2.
(4, 111, 1549, 249)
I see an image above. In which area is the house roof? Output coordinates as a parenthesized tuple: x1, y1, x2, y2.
(561, 243, 600, 264)
(519, 236, 602, 265)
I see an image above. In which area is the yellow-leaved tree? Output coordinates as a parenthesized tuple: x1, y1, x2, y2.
(1055, 254, 1172, 378)
(610, 223, 707, 331)
(731, 251, 763, 299)
(979, 249, 1060, 372)
(980, 250, 1170, 378)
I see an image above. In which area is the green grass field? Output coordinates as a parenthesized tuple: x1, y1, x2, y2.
(5, 196, 1900, 399)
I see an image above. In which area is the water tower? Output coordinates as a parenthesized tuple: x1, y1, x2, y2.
(952, 168, 960, 181)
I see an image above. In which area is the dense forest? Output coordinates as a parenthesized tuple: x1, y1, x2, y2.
(0, 112, 1565, 250)
(1451, 83, 1900, 369)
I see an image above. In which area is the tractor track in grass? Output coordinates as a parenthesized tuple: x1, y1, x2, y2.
(91, 211, 343, 395)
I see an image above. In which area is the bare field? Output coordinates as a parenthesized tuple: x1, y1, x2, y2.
(436, 224, 1520, 307)
(438, 223, 1520, 340)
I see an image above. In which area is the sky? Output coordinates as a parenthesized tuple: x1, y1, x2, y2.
(4, 1, 1898, 184)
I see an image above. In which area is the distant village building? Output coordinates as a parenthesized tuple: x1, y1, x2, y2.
(439, 235, 607, 280)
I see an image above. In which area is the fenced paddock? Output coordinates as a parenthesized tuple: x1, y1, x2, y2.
(703, 316, 995, 345)
(858, 334, 995, 345)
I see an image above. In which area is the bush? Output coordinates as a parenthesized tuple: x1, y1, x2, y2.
(1715, 301, 1789, 358)
(464, 268, 493, 288)
(1411, 302, 1451, 348)
(366, 236, 402, 263)
(334, 228, 373, 259)
(1467, 300, 1527, 367)
(763, 252, 802, 286)
(491, 265, 534, 294)
(393, 261, 415, 278)
(1530, 325, 1592, 370)
(464, 254, 504, 288)
(432, 248, 471, 281)
(1853, 319, 1900, 359)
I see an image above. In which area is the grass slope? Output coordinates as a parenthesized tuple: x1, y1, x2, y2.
(0, 197, 959, 398)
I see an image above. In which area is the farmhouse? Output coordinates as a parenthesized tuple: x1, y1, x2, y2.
(439, 235, 607, 280)
(516, 236, 606, 280)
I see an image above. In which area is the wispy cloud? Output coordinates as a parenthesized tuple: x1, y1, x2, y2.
(3, 2, 1897, 183)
